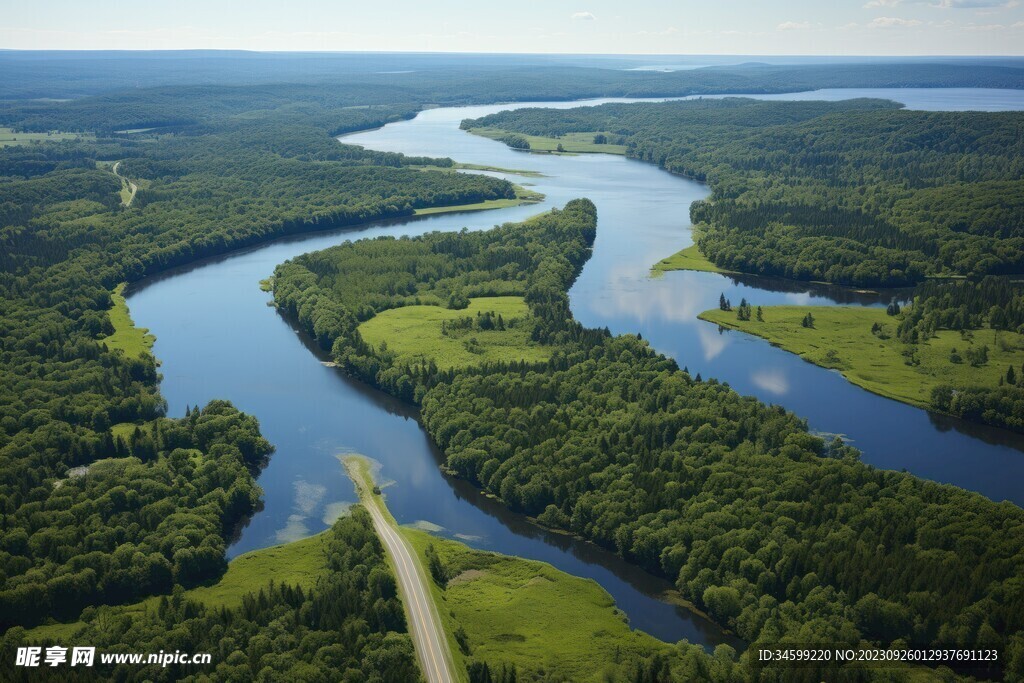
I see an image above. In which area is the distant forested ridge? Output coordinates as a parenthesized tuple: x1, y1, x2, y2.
(463, 98, 1024, 287)
(3, 52, 1024, 101)
(274, 202, 1024, 680)
(1, 510, 419, 682)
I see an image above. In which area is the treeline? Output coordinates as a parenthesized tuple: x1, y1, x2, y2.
(0, 401, 271, 628)
(274, 201, 1024, 680)
(0, 510, 421, 682)
(896, 277, 1024, 432)
(0, 81, 520, 637)
(462, 98, 1024, 287)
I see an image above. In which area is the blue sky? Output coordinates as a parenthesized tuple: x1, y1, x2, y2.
(3, 0, 1023, 54)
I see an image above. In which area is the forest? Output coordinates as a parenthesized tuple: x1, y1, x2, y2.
(4, 59, 1024, 680)
(1, 510, 420, 682)
(274, 201, 1024, 681)
(0, 73, 517, 678)
(462, 98, 1024, 287)
(899, 277, 1024, 431)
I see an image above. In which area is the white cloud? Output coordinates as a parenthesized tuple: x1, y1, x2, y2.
(868, 16, 924, 26)
(864, 0, 902, 7)
(777, 21, 812, 30)
(571, 11, 596, 21)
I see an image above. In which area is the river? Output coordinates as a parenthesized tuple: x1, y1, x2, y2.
(126, 88, 1024, 648)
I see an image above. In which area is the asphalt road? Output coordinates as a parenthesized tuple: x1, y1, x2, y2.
(350, 464, 457, 683)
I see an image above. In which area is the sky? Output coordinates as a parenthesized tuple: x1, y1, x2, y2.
(3, 0, 1024, 55)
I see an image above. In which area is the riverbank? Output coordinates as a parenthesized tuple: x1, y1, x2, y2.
(700, 305, 1024, 412)
(101, 283, 156, 358)
(414, 184, 544, 216)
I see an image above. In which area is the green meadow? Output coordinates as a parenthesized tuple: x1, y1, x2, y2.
(358, 296, 552, 369)
(413, 184, 544, 216)
(0, 126, 93, 147)
(700, 305, 1024, 409)
(24, 532, 331, 643)
(652, 228, 742, 275)
(468, 127, 627, 155)
(402, 529, 677, 683)
(652, 243, 732, 275)
(101, 283, 155, 358)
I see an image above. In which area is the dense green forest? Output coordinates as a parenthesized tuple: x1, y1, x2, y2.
(273, 199, 601, 402)
(274, 202, 1024, 680)
(4, 61, 1024, 679)
(0, 401, 271, 629)
(1, 510, 421, 682)
(462, 98, 1024, 287)
(0, 76, 515, 647)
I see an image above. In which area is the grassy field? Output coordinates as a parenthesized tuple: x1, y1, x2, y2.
(467, 127, 627, 155)
(700, 306, 1024, 409)
(402, 530, 677, 683)
(358, 296, 552, 369)
(343, 454, 677, 682)
(101, 283, 155, 358)
(24, 532, 331, 643)
(413, 184, 544, 216)
(0, 126, 93, 147)
(453, 162, 545, 178)
(652, 243, 733, 275)
(651, 228, 740, 275)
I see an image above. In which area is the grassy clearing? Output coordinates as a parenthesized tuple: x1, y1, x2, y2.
(403, 530, 676, 683)
(468, 127, 627, 155)
(454, 162, 545, 178)
(652, 228, 742, 276)
(652, 243, 734, 275)
(0, 126, 93, 147)
(413, 184, 544, 216)
(101, 283, 155, 358)
(343, 453, 673, 682)
(110, 420, 159, 442)
(24, 532, 331, 643)
(358, 296, 552, 370)
(700, 306, 1024, 409)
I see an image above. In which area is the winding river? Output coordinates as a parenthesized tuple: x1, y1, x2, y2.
(126, 88, 1024, 648)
